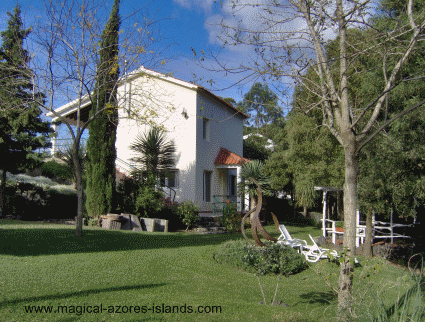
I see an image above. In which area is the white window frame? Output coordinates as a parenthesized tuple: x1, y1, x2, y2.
(203, 117, 210, 141)
(166, 170, 179, 188)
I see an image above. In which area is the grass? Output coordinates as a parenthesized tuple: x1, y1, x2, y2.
(0, 219, 422, 321)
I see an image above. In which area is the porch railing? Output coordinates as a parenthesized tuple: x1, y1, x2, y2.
(212, 195, 240, 216)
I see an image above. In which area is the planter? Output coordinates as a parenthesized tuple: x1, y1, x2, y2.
(140, 218, 169, 232)
(105, 213, 121, 220)
(101, 214, 123, 230)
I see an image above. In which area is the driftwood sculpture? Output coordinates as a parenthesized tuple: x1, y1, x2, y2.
(241, 177, 279, 246)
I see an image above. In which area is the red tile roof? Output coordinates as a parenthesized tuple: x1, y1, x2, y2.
(214, 147, 249, 165)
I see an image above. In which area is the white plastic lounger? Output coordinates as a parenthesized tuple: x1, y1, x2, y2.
(301, 234, 339, 263)
(277, 224, 308, 251)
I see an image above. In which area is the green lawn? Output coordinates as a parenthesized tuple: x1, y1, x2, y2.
(0, 219, 421, 321)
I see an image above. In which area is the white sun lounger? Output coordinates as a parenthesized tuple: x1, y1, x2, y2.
(277, 224, 308, 251)
(301, 234, 339, 263)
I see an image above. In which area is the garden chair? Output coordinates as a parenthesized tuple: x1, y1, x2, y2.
(301, 234, 339, 263)
(277, 224, 308, 251)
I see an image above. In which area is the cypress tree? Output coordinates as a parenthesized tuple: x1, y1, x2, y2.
(85, 0, 120, 218)
(0, 5, 53, 216)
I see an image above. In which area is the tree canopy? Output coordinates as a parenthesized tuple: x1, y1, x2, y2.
(240, 82, 284, 130)
(200, 0, 425, 317)
(0, 5, 53, 216)
(85, 0, 121, 218)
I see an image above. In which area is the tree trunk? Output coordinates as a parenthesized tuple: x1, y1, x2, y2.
(0, 167, 6, 217)
(363, 210, 373, 258)
(73, 143, 84, 237)
(338, 144, 359, 320)
(303, 205, 308, 217)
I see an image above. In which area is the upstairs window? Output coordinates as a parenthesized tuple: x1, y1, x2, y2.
(203, 117, 210, 141)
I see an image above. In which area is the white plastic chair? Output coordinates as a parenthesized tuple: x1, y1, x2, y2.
(301, 234, 339, 263)
(277, 224, 308, 251)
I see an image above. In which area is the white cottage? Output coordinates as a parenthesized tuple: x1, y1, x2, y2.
(47, 66, 249, 213)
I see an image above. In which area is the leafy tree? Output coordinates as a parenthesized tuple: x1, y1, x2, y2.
(35, 0, 172, 237)
(0, 5, 53, 216)
(243, 134, 272, 162)
(85, 0, 120, 219)
(358, 103, 425, 256)
(240, 82, 283, 130)
(202, 0, 425, 316)
(264, 110, 344, 217)
(221, 97, 237, 107)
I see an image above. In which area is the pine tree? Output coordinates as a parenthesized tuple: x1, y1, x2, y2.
(85, 0, 120, 218)
(0, 5, 53, 216)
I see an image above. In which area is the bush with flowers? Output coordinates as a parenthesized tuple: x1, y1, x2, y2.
(221, 200, 242, 233)
(176, 200, 199, 231)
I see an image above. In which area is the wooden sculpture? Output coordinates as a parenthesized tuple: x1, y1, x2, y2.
(241, 177, 279, 246)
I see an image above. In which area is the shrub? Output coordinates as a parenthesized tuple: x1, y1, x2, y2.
(155, 203, 186, 231)
(221, 201, 242, 232)
(45, 189, 78, 219)
(115, 177, 139, 214)
(213, 239, 308, 276)
(176, 200, 199, 231)
(41, 160, 72, 181)
(46, 185, 77, 196)
(134, 174, 165, 218)
(7, 173, 58, 189)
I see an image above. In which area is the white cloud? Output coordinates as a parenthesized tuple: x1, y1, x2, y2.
(173, 0, 216, 13)
(204, 0, 378, 50)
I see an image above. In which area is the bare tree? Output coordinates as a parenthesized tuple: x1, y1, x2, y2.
(30, 0, 173, 237)
(199, 0, 425, 319)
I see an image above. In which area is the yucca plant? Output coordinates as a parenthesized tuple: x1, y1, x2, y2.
(129, 127, 176, 184)
(57, 144, 86, 189)
(238, 159, 273, 212)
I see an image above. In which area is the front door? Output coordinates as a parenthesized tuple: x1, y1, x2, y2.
(227, 169, 237, 203)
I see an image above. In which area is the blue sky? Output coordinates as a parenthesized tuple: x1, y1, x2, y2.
(0, 0, 254, 103)
(1, 0, 264, 150)
(0, 0, 381, 153)
(0, 0, 380, 108)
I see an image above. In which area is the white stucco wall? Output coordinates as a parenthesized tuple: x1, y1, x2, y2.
(115, 73, 198, 204)
(47, 67, 245, 212)
(195, 94, 244, 211)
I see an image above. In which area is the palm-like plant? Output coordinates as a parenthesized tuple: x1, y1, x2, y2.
(129, 127, 176, 183)
(238, 159, 273, 212)
(57, 144, 86, 188)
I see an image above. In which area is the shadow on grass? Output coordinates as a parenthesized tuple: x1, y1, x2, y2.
(1, 283, 167, 307)
(0, 221, 319, 257)
(0, 225, 245, 257)
(296, 291, 337, 306)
